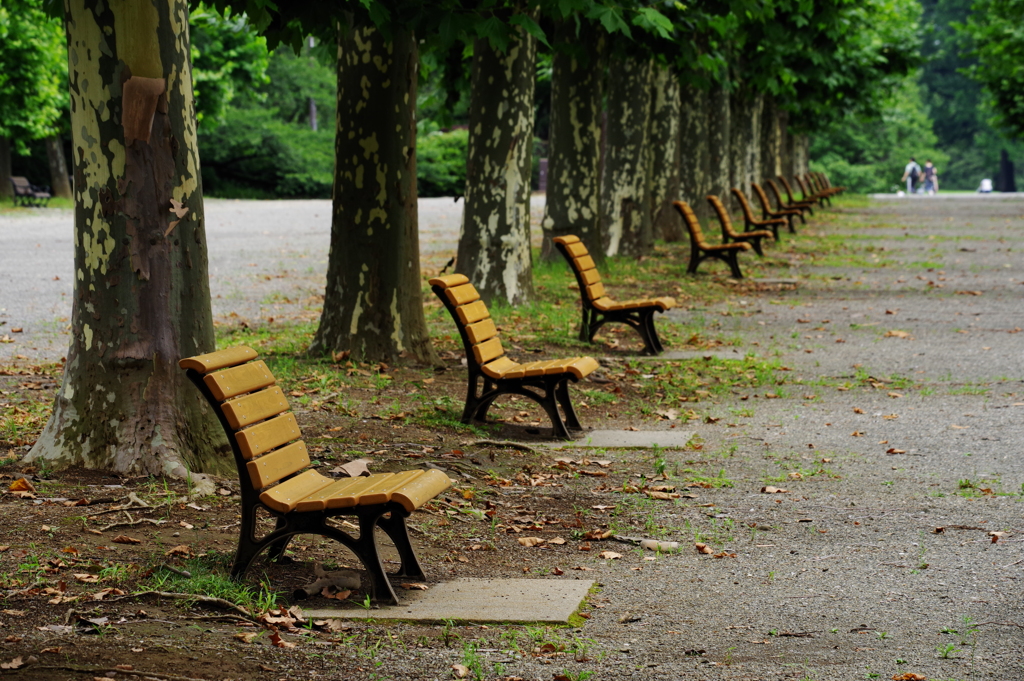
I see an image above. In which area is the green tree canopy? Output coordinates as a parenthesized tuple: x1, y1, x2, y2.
(960, 0, 1024, 138)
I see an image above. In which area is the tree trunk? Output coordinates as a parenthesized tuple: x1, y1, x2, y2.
(540, 24, 605, 262)
(729, 88, 762, 209)
(310, 24, 436, 365)
(749, 92, 764, 188)
(647, 65, 682, 242)
(601, 55, 653, 258)
(760, 96, 780, 183)
(678, 83, 710, 224)
(45, 135, 73, 199)
(778, 108, 792, 180)
(0, 137, 11, 201)
(707, 85, 731, 200)
(455, 27, 537, 307)
(792, 133, 809, 177)
(27, 0, 226, 477)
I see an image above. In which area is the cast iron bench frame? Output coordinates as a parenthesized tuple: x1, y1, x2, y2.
(673, 200, 752, 279)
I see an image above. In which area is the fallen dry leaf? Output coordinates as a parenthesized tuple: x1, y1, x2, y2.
(760, 486, 789, 494)
(598, 551, 622, 560)
(400, 583, 429, 590)
(888, 392, 903, 399)
(0, 656, 23, 670)
(165, 545, 192, 557)
(452, 663, 470, 679)
(73, 573, 99, 583)
(111, 535, 141, 545)
(853, 407, 865, 414)
(91, 588, 124, 601)
(269, 632, 295, 649)
(891, 673, 927, 681)
(8, 479, 35, 493)
(646, 491, 680, 501)
(518, 537, 544, 547)
(694, 543, 714, 555)
(884, 330, 911, 338)
(886, 448, 906, 455)
(852, 431, 864, 437)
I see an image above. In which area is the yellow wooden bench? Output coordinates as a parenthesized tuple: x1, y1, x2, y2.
(707, 194, 774, 256)
(730, 188, 788, 240)
(814, 172, 845, 194)
(10, 176, 51, 207)
(767, 178, 814, 219)
(793, 175, 831, 207)
(752, 182, 802, 231)
(429, 274, 598, 439)
(552, 235, 675, 355)
(673, 200, 752, 279)
(179, 346, 452, 604)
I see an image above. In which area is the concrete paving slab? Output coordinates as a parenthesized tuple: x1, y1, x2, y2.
(301, 578, 594, 623)
(626, 349, 751, 362)
(547, 429, 695, 449)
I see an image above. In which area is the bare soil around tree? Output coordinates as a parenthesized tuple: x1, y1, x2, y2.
(0, 193, 1021, 680)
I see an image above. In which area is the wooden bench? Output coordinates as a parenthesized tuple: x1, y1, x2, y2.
(776, 176, 820, 211)
(430, 274, 598, 439)
(707, 194, 773, 256)
(794, 175, 831, 207)
(673, 200, 752, 279)
(9, 176, 51, 207)
(552, 235, 675, 355)
(767, 179, 814, 219)
(808, 172, 843, 197)
(730, 188, 788, 240)
(179, 346, 452, 604)
(751, 183, 802, 231)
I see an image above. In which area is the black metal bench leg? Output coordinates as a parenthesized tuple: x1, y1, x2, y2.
(750, 238, 765, 256)
(643, 311, 664, 354)
(725, 253, 744, 279)
(540, 384, 571, 440)
(266, 517, 294, 562)
(687, 249, 702, 274)
(376, 511, 426, 580)
(579, 308, 592, 343)
(461, 374, 481, 423)
(352, 512, 401, 605)
(554, 380, 583, 431)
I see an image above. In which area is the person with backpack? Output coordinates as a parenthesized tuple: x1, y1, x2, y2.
(901, 157, 921, 194)
(922, 160, 938, 195)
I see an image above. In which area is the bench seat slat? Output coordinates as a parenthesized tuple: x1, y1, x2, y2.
(564, 242, 587, 258)
(580, 269, 601, 286)
(236, 412, 301, 459)
(246, 441, 310, 489)
(574, 255, 596, 272)
(222, 386, 290, 429)
(179, 346, 258, 374)
(293, 474, 390, 512)
(204, 361, 276, 401)
(356, 469, 426, 506)
(481, 356, 517, 379)
(593, 296, 676, 312)
(323, 474, 398, 509)
(259, 469, 334, 513)
(391, 469, 454, 513)
(586, 282, 605, 301)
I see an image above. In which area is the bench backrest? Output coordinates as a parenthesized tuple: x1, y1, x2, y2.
(776, 176, 798, 203)
(179, 347, 313, 498)
(751, 183, 776, 213)
(10, 177, 32, 195)
(766, 179, 787, 208)
(429, 274, 515, 378)
(672, 200, 712, 249)
(707, 195, 742, 238)
(794, 175, 813, 199)
(729, 187, 761, 224)
(552, 235, 607, 308)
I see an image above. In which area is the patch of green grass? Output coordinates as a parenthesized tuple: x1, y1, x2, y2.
(948, 384, 989, 396)
(145, 551, 278, 613)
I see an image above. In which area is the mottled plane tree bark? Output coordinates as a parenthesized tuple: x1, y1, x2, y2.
(707, 85, 731, 199)
(310, 24, 437, 364)
(647, 64, 682, 242)
(729, 86, 762, 203)
(45, 135, 73, 200)
(27, 0, 227, 476)
(678, 82, 710, 224)
(777, 107, 792, 179)
(540, 23, 606, 262)
(601, 54, 653, 257)
(455, 21, 537, 306)
(760, 95, 781, 183)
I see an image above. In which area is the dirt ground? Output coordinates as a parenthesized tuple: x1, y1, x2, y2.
(0, 193, 1022, 681)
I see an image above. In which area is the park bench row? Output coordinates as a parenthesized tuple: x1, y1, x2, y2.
(682, 172, 844, 279)
(172, 172, 841, 603)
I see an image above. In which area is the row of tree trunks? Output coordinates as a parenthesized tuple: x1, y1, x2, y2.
(540, 24, 606, 262)
(455, 26, 537, 307)
(601, 55, 653, 257)
(647, 65, 682, 242)
(760, 96, 781, 183)
(28, 0, 227, 476)
(678, 83, 710, 224)
(730, 88, 764, 196)
(310, 24, 437, 365)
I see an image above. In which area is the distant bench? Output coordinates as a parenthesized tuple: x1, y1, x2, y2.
(10, 176, 51, 207)
(179, 345, 452, 604)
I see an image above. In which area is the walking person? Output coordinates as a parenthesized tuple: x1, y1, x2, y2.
(922, 160, 938, 195)
(901, 157, 921, 194)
